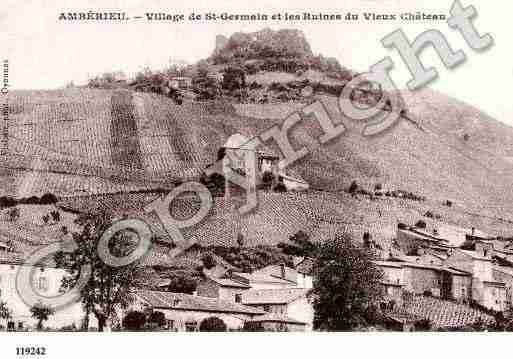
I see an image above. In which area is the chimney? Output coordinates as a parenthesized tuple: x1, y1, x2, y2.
(471, 227, 475, 236)
(280, 263, 285, 279)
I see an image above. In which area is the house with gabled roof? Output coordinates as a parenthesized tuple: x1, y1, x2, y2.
(132, 289, 264, 331)
(241, 288, 313, 331)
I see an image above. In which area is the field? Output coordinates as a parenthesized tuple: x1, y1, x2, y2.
(4, 87, 513, 250)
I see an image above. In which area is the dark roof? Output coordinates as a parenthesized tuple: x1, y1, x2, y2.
(136, 290, 264, 315)
(242, 288, 309, 305)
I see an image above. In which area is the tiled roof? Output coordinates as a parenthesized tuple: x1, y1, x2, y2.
(209, 277, 251, 289)
(242, 288, 309, 305)
(250, 313, 306, 325)
(252, 265, 299, 284)
(236, 272, 296, 285)
(136, 290, 264, 315)
(459, 249, 492, 261)
(401, 295, 494, 328)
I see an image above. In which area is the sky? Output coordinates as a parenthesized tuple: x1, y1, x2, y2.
(3, 0, 513, 124)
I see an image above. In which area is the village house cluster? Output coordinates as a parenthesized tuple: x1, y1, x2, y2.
(375, 222, 513, 327)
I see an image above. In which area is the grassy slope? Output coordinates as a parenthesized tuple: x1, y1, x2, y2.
(4, 87, 513, 249)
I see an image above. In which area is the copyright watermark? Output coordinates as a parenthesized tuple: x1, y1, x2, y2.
(14, 0, 495, 315)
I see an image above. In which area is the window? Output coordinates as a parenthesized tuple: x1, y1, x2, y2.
(235, 294, 242, 303)
(263, 305, 270, 312)
(36, 277, 49, 292)
(17, 322, 24, 330)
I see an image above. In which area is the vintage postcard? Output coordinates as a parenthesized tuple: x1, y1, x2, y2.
(1, 0, 512, 356)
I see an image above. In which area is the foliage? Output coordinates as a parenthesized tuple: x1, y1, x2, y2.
(30, 301, 55, 330)
(0, 196, 16, 208)
(0, 301, 11, 322)
(348, 180, 359, 194)
(222, 67, 246, 92)
(201, 253, 217, 270)
(415, 220, 427, 229)
(278, 230, 316, 257)
(7, 207, 19, 222)
(54, 212, 147, 331)
(40, 193, 58, 204)
(311, 233, 384, 331)
(199, 316, 227, 332)
(51, 210, 61, 222)
(148, 311, 166, 328)
(208, 245, 292, 273)
(242, 321, 265, 332)
(236, 233, 245, 247)
(273, 182, 287, 193)
(122, 310, 147, 331)
(160, 269, 204, 294)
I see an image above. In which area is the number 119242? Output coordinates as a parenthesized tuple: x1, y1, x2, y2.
(16, 347, 46, 356)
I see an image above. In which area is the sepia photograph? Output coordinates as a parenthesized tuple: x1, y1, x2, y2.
(1, 0, 513, 356)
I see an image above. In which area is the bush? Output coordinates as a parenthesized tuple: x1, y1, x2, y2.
(0, 196, 16, 208)
(122, 311, 147, 331)
(148, 311, 166, 328)
(273, 183, 287, 193)
(415, 220, 427, 229)
(199, 317, 227, 332)
(7, 207, 20, 222)
(243, 321, 265, 332)
(201, 253, 217, 270)
(348, 181, 358, 194)
(20, 196, 40, 205)
(40, 193, 58, 205)
(397, 223, 408, 230)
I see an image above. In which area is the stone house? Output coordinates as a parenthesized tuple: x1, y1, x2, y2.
(445, 249, 507, 311)
(132, 290, 264, 331)
(241, 288, 314, 331)
(0, 254, 91, 330)
(196, 276, 251, 303)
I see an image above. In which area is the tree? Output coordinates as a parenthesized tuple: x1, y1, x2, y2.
(201, 253, 217, 270)
(148, 311, 166, 329)
(278, 230, 316, 257)
(415, 220, 427, 229)
(0, 196, 16, 208)
(122, 311, 147, 331)
(40, 193, 58, 204)
(54, 212, 147, 332)
(159, 268, 204, 294)
(30, 301, 55, 330)
(348, 180, 358, 194)
(7, 207, 19, 222)
(199, 316, 227, 332)
(51, 210, 61, 222)
(311, 233, 384, 331)
(0, 300, 11, 328)
(236, 233, 245, 247)
(222, 67, 246, 92)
